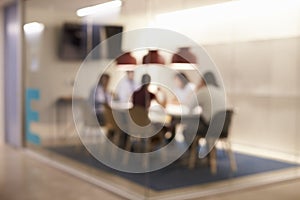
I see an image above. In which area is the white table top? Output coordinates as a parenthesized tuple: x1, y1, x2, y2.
(110, 101, 202, 124)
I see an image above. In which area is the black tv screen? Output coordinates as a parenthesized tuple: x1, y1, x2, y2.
(105, 26, 123, 59)
(58, 23, 88, 60)
(58, 23, 123, 60)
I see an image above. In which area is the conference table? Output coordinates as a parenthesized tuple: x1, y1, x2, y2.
(109, 101, 206, 168)
(109, 101, 202, 146)
(102, 101, 223, 172)
(110, 101, 202, 124)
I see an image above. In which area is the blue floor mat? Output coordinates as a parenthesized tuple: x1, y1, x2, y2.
(47, 145, 297, 191)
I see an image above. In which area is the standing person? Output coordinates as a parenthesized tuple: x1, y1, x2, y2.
(113, 71, 138, 147)
(89, 73, 111, 126)
(116, 71, 138, 103)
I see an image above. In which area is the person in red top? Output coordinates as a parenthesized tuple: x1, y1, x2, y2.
(131, 74, 167, 150)
(132, 74, 166, 110)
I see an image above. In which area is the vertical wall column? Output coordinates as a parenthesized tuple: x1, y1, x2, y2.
(3, 1, 24, 147)
(0, 8, 4, 144)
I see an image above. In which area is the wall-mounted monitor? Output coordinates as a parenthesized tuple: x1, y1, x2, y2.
(58, 23, 123, 60)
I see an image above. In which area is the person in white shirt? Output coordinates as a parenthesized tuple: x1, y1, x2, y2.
(172, 72, 195, 106)
(184, 71, 225, 141)
(188, 71, 224, 124)
(167, 72, 195, 142)
(116, 71, 138, 103)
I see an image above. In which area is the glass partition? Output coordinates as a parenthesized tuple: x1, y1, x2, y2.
(24, 0, 300, 199)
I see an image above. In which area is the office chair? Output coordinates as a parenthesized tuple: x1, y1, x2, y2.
(72, 100, 103, 152)
(188, 110, 237, 174)
(122, 106, 166, 167)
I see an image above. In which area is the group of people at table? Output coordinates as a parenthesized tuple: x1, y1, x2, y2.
(89, 70, 224, 151)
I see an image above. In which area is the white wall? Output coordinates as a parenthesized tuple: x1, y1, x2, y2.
(24, 5, 152, 125)
(149, 0, 300, 157)
(204, 38, 300, 155)
(24, 6, 141, 138)
(0, 8, 4, 144)
(154, 0, 300, 45)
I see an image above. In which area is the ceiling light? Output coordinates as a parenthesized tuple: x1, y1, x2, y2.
(76, 0, 122, 17)
(23, 22, 45, 34)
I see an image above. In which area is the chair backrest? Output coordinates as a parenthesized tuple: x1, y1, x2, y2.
(213, 109, 234, 139)
(125, 106, 157, 138)
(129, 106, 151, 127)
(103, 104, 121, 132)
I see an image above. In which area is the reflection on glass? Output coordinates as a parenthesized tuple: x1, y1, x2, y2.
(24, 0, 300, 199)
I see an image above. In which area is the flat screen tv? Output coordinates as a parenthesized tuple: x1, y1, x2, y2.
(58, 23, 123, 60)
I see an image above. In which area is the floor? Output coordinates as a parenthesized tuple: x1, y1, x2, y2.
(1, 143, 300, 200)
(0, 144, 124, 200)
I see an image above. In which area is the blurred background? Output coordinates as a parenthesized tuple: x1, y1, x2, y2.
(0, 0, 300, 199)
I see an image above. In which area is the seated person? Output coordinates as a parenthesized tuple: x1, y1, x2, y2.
(132, 74, 166, 110)
(89, 73, 112, 126)
(172, 72, 195, 105)
(168, 73, 195, 142)
(130, 74, 167, 150)
(184, 71, 225, 141)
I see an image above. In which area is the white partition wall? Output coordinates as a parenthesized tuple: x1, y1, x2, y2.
(205, 38, 300, 158)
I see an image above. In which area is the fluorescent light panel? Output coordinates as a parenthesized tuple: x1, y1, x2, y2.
(76, 0, 122, 17)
